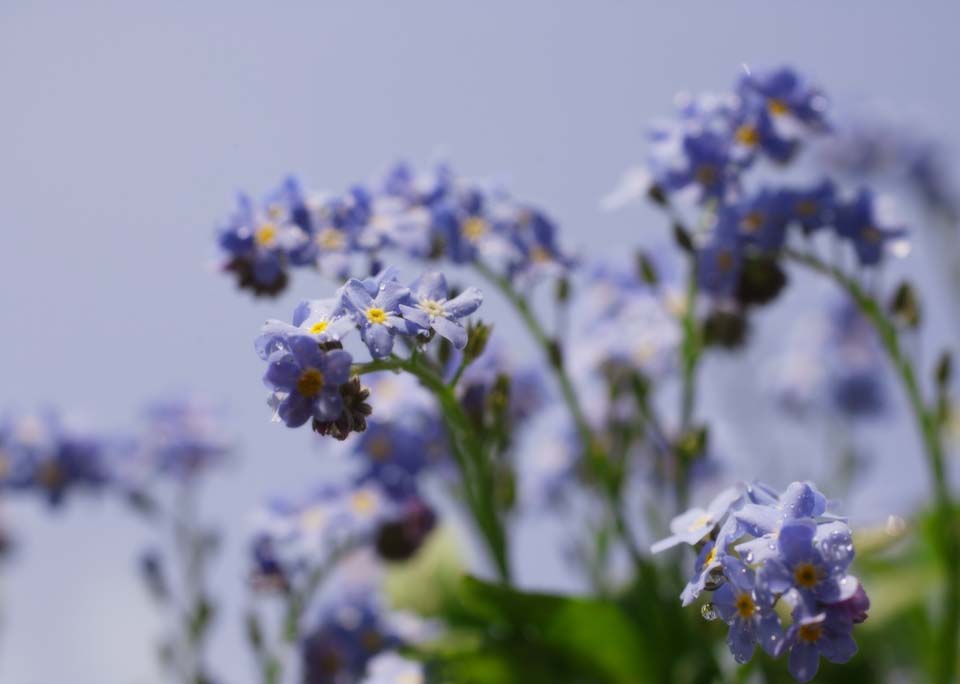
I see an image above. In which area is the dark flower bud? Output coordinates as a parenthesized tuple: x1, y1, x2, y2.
(936, 350, 953, 387)
(225, 257, 288, 297)
(139, 549, 169, 602)
(635, 251, 659, 286)
(464, 321, 492, 362)
(702, 308, 749, 349)
(375, 498, 437, 562)
(735, 255, 787, 307)
(647, 183, 668, 207)
(889, 281, 921, 328)
(312, 377, 372, 440)
(673, 224, 695, 254)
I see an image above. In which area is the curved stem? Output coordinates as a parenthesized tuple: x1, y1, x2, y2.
(786, 248, 959, 682)
(354, 357, 511, 583)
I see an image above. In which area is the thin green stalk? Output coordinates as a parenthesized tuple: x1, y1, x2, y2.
(676, 256, 703, 512)
(786, 248, 959, 682)
(354, 357, 511, 583)
(472, 264, 658, 574)
(473, 262, 594, 452)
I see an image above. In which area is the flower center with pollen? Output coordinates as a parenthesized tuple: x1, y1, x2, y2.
(308, 320, 329, 335)
(798, 623, 823, 643)
(461, 217, 488, 243)
(296, 368, 325, 398)
(794, 562, 820, 589)
(366, 307, 387, 325)
(255, 223, 278, 246)
(735, 125, 760, 147)
(419, 300, 446, 317)
(703, 546, 718, 567)
(735, 593, 756, 619)
(316, 228, 346, 250)
(695, 164, 717, 187)
(741, 211, 765, 234)
(768, 98, 790, 116)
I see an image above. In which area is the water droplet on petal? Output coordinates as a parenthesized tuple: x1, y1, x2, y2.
(701, 603, 718, 621)
(744, 551, 754, 563)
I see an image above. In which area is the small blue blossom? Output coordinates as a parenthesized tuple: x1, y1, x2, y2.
(256, 297, 355, 360)
(734, 481, 828, 564)
(834, 189, 908, 266)
(399, 272, 483, 349)
(712, 556, 784, 663)
(738, 66, 830, 133)
(697, 209, 744, 297)
(339, 277, 411, 359)
(783, 180, 837, 235)
(137, 397, 232, 481)
(782, 606, 858, 683)
(263, 336, 352, 427)
(651, 485, 743, 553)
(301, 593, 401, 684)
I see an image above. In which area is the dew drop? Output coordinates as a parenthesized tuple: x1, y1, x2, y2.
(701, 603, 718, 621)
(744, 551, 754, 563)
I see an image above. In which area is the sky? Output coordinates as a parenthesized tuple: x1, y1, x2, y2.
(1, 2, 959, 682)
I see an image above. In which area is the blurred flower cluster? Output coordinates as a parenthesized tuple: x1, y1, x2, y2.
(216, 164, 574, 297)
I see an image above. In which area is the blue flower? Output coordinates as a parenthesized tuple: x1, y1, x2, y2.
(738, 66, 830, 133)
(734, 481, 828, 564)
(834, 189, 908, 266)
(301, 593, 400, 684)
(784, 180, 836, 235)
(354, 421, 439, 500)
(736, 189, 792, 251)
(656, 130, 738, 202)
(137, 397, 231, 480)
(255, 297, 355, 360)
(712, 556, 784, 663)
(399, 272, 483, 349)
(263, 336, 352, 427)
(730, 103, 798, 165)
(218, 179, 311, 295)
(755, 518, 858, 607)
(651, 485, 743, 553)
(697, 209, 743, 296)
(339, 277, 412, 359)
(782, 606, 858, 683)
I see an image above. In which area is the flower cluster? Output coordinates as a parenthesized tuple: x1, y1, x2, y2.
(300, 592, 405, 684)
(644, 67, 907, 304)
(256, 268, 483, 437)
(0, 411, 115, 506)
(653, 481, 869, 682)
(216, 164, 575, 296)
(249, 478, 437, 590)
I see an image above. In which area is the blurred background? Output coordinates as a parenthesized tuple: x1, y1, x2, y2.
(1, 2, 958, 682)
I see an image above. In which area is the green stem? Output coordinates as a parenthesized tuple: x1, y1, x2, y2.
(676, 256, 703, 512)
(473, 262, 594, 452)
(786, 248, 959, 682)
(354, 357, 511, 583)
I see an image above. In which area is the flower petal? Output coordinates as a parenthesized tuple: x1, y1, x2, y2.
(445, 286, 484, 319)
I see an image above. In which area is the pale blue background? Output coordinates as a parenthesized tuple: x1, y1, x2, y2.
(1, 2, 958, 682)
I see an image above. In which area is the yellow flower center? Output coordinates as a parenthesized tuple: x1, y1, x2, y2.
(255, 223, 278, 246)
(768, 98, 790, 116)
(308, 320, 329, 335)
(793, 562, 820, 589)
(296, 368, 325, 398)
(300, 505, 327, 531)
(716, 249, 735, 273)
(741, 211, 765, 234)
(398, 671, 424, 684)
(366, 435, 393, 461)
(37, 461, 65, 490)
(461, 217, 488, 243)
(687, 513, 712, 532)
(351, 490, 377, 514)
(316, 227, 346, 250)
(366, 307, 387, 325)
(703, 545, 719, 568)
(798, 623, 823, 643)
(418, 300, 446, 317)
(735, 124, 760, 147)
(796, 199, 817, 216)
(863, 226, 882, 244)
(735, 593, 756, 619)
(530, 246, 553, 263)
(695, 164, 717, 187)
